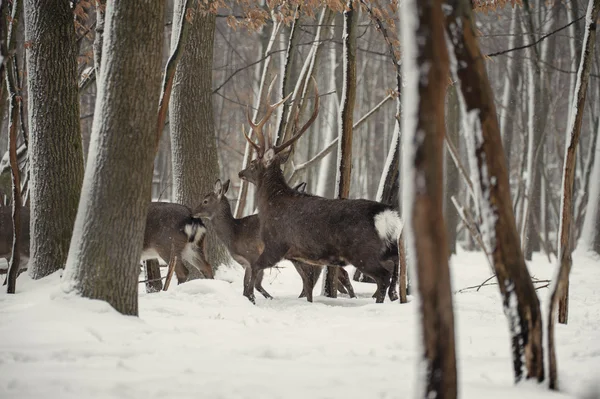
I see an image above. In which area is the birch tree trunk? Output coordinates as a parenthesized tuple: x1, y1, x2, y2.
(444, 0, 545, 383)
(62, 0, 165, 316)
(548, 0, 599, 389)
(169, 0, 228, 273)
(401, 1, 457, 397)
(323, 0, 357, 298)
(24, 0, 84, 279)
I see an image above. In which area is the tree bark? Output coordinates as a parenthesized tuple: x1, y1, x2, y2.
(169, 0, 229, 274)
(24, 0, 84, 279)
(324, 0, 358, 298)
(62, 0, 165, 316)
(401, 1, 457, 397)
(548, 0, 599, 389)
(444, 0, 545, 383)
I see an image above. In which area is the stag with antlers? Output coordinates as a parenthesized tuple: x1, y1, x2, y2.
(238, 79, 402, 304)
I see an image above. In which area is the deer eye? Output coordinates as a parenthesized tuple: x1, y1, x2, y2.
(203, 199, 208, 205)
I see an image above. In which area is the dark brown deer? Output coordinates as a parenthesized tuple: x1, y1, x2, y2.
(238, 80, 402, 304)
(194, 179, 356, 302)
(0, 203, 213, 283)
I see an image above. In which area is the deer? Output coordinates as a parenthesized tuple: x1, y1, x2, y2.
(194, 179, 356, 302)
(0, 202, 213, 283)
(237, 78, 402, 304)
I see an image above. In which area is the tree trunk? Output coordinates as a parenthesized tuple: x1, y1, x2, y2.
(3, 0, 23, 292)
(62, 0, 165, 316)
(324, 0, 358, 298)
(401, 1, 457, 397)
(24, 0, 85, 279)
(580, 119, 600, 254)
(93, 0, 106, 76)
(548, 0, 599, 389)
(144, 259, 162, 293)
(169, 0, 228, 274)
(444, 0, 545, 383)
(445, 84, 460, 256)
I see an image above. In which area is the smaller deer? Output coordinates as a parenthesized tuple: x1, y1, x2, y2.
(141, 202, 213, 282)
(194, 179, 356, 302)
(0, 203, 213, 283)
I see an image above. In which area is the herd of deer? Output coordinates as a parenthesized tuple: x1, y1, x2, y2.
(0, 80, 403, 304)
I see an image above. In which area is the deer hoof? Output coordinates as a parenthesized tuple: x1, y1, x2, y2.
(389, 290, 399, 302)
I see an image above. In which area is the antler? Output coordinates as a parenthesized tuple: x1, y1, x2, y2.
(273, 77, 319, 155)
(243, 76, 292, 158)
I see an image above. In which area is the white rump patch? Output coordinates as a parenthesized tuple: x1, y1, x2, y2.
(374, 209, 403, 243)
(184, 222, 207, 245)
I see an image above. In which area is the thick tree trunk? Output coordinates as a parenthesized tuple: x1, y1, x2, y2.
(24, 0, 84, 279)
(62, 0, 165, 316)
(444, 0, 545, 383)
(402, 1, 457, 398)
(324, 0, 358, 298)
(548, 0, 599, 389)
(169, 0, 228, 274)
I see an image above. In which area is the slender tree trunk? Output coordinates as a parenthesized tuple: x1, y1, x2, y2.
(401, 1, 457, 397)
(580, 119, 600, 254)
(444, 0, 545, 383)
(24, 0, 85, 279)
(324, 0, 357, 298)
(315, 16, 341, 199)
(4, 0, 23, 292)
(169, 0, 228, 273)
(445, 84, 460, 255)
(63, 0, 165, 316)
(93, 0, 106, 76)
(234, 18, 281, 218)
(548, 0, 599, 390)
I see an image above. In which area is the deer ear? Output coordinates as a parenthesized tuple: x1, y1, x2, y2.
(222, 179, 230, 195)
(264, 148, 276, 166)
(214, 179, 223, 195)
(278, 148, 292, 164)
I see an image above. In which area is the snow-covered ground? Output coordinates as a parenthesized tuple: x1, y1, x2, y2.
(1, 248, 599, 399)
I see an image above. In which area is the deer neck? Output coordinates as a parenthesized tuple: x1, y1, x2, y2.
(256, 165, 291, 212)
(211, 201, 237, 247)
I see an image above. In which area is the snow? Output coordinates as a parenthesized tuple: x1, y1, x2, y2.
(1, 249, 599, 398)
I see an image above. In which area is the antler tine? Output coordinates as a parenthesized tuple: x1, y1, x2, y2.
(273, 77, 319, 154)
(246, 106, 265, 154)
(241, 123, 262, 157)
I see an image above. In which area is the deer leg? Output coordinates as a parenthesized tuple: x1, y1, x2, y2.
(293, 261, 314, 301)
(387, 260, 399, 302)
(245, 245, 288, 304)
(337, 268, 356, 298)
(240, 258, 272, 299)
(254, 269, 273, 299)
(360, 263, 391, 304)
(174, 259, 189, 284)
(156, 243, 189, 284)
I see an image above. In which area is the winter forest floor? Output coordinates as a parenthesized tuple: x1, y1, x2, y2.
(1, 248, 599, 399)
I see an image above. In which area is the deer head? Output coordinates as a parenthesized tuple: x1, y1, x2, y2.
(238, 78, 319, 185)
(194, 179, 231, 219)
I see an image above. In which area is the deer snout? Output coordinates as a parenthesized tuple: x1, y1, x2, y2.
(238, 170, 246, 180)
